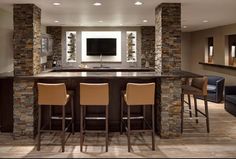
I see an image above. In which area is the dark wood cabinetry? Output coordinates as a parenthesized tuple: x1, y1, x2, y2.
(0, 77, 13, 132)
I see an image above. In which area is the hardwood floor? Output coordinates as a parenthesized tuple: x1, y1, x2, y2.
(0, 98, 236, 158)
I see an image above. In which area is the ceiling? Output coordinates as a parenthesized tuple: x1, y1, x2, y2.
(0, 0, 236, 32)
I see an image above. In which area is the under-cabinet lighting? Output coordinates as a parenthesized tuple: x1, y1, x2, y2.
(231, 45, 235, 58)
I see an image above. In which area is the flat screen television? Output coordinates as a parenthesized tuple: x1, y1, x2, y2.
(87, 38, 116, 56)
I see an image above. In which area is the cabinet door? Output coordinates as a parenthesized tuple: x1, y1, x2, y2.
(0, 78, 13, 132)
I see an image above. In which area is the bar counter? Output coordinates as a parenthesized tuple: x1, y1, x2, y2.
(1, 69, 202, 138)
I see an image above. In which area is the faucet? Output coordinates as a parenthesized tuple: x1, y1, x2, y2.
(100, 54, 103, 68)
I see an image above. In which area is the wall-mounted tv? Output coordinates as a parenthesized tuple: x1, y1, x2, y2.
(87, 38, 116, 56)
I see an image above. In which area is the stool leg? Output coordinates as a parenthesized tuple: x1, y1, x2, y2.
(80, 106, 83, 152)
(49, 105, 52, 132)
(193, 95, 199, 123)
(105, 106, 109, 152)
(71, 98, 75, 135)
(61, 106, 65, 152)
(37, 106, 41, 151)
(204, 96, 210, 133)
(127, 106, 131, 152)
(143, 105, 146, 130)
(188, 95, 192, 117)
(120, 94, 123, 134)
(151, 105, 155, 151)
(181, 93, 184, 133)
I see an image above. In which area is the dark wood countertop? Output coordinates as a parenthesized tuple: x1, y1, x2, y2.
(0, 69, 202, 79)
(199, 62, 236, 70)
(17, 70, 202, 79)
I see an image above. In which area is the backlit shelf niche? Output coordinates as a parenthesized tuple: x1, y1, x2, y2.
(66, 31, 77, 62)
(126, 31, 137, 63)
(228, 34, 236, 66)
(207, 37, 214, 63)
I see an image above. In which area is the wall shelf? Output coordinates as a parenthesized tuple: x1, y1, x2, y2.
(199, 62, 236, 70)
(126, 31, 137, 63)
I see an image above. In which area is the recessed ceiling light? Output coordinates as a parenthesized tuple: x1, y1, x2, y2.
(183, 26, 187, 28)
(203, 20, 209, 23)
(134, 1, 143, 6)
(53, 2, 61, 6)
(54, 20, 59, 23)
(98, 20, 103, 23)
(120, 24, 123, 26)
(143, 20, 148, 23)
(94, 2, 102, 6)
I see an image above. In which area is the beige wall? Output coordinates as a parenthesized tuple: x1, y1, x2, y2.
(0, 9, 13, 73)
(182, 23, 236, 85)
(181, 32, 191, 70)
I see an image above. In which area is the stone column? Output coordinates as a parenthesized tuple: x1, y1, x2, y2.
(141, 26, 155, 68)
(13, 4, 41, 138)
(46, 26, 62, 68)
(155, 3, 182, 138)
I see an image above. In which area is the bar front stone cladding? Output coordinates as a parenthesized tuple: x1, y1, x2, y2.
(159, 78, 182, 138)
(46, 26, 62, 68)
(13, 79, 37, 138)
(13, 4, 41, 138)
(155, 3, 182, 138)
(141, 26, 155, 68)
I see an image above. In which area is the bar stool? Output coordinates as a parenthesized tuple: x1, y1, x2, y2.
(80, 83, 109, 152)
(37, 83, 74, 152)
(121, 83, 155, 152)
(181, 77, 210, 133)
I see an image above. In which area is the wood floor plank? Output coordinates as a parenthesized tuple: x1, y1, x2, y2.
(0, 99, 236, 158)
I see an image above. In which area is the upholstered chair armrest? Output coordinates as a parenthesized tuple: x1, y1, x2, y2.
(225, 86, 236, 95)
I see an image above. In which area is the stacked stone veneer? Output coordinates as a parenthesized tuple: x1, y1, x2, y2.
(155, 3, 181, 74)
(46, 26, 62, 68)
(13, 4, 41, 76)
(141, 26, 155, 68)
(155, 3, 182, 138)
(13, 79, 36, 138)
(158, 78, 182, 138)
(13, 4, 41, 138)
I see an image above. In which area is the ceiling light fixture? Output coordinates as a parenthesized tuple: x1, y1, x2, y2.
(94, 2, 102, 6)
(203, 20, 209, 23)
(53, 2, 61, 6)
(143, 20, 148, 23)
(183, 26, 187, 28)
(134, 1, 143, 6)
(54, 20, 59, 23)
(98, 20, 103, 23)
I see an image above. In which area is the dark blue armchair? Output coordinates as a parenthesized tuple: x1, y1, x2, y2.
(225, 86, 236, 116)
(207, 75, 225, 103)
(197, 75, 225, 103)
